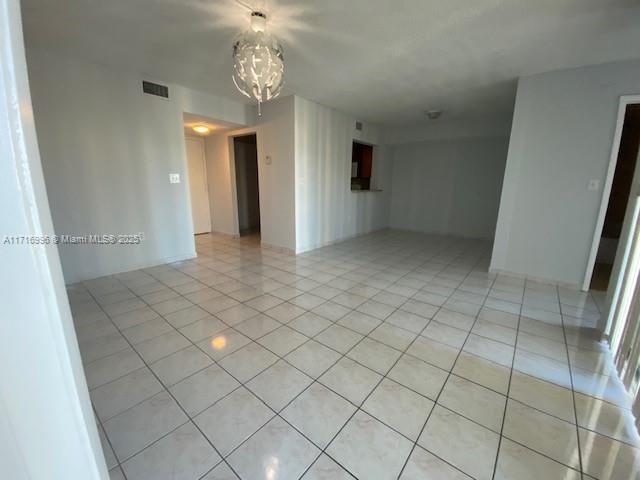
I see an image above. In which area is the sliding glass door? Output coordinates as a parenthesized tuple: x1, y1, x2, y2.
(607, 195, 640, 427)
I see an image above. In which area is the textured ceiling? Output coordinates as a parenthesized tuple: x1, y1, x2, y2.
(21, 0, 640, 126)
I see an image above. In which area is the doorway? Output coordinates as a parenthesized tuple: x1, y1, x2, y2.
(589, 103, 640, 291)
(587, 97, 640, 439)
(233, 134, 261, 236)
(185, 136, 212, 234)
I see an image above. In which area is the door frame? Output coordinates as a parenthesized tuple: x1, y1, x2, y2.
(607, 195, 640, 347)
(228, 131, 260, 237)
(583, 94, 640, 292)
(184, 135, 212, 234)
(616, 255, 640, 387)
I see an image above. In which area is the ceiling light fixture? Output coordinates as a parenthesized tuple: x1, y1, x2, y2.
(425, 109, 443, 120)
(232, 10, 284, 116)
(192, 125, 210, 134)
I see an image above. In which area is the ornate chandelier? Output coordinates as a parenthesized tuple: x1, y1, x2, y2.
(232, 11, 284, 116)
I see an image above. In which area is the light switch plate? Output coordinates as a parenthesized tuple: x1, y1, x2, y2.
(169, 173, 180, 184)
(265, 155, 272, 165)
(588, 179, 600, 191)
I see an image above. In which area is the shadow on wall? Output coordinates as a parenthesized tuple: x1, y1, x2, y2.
(389, 137, 509, 240)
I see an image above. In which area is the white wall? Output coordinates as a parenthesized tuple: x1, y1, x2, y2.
(385, 116, 513, 144)
(390, 137, 508, 239)
(491, 60, 640, 286)
(294, 96, 392, 253)
(203, 96, 296, 251)
(1, 3, 106, 477)
(254, 96, 296, 251)
(27, 49, 250, 282)
(203, 95, 390, 253)
(204, 133, 238, 236)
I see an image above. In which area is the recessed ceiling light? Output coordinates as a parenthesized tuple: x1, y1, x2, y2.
(425, 110, 443, 120)
(192, 125, 210, 134)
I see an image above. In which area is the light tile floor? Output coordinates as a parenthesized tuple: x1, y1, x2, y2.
(67, 231, 640, 480)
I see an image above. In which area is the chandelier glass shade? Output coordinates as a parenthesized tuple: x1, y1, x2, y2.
(232, 11, 284, 114)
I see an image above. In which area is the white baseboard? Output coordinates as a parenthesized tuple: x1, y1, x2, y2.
(295, 227, 390, 255)
(388, 226, 494, 241)
(261, 242, 295, 255)
(65, 251, 197, 285)
(210, 230, 240, 239)
(488, 267, 582, 290)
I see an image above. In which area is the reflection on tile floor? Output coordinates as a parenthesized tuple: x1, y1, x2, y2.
(67, 231, 640, 479)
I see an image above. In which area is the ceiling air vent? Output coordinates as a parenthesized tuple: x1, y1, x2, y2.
(355, 121, 363, 131)
(142, 81, 169, 99)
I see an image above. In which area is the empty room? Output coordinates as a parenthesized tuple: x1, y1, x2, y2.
(3, 1, 640, 479)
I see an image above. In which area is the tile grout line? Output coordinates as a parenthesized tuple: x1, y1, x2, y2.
(90, 257, 367, 408)
(222, 237, 471, 479)
(83, 285, 244, 480)
(190, 233, 448, 477)
(397, 253, 499, 479)
(489, 275, 526, 480)
(75, 232, 607, 480)
(93, 404, 122, 477)
(292, 239, 537, 479)
(105, 255, 360, 476)
(204, 238, 473, 478)
(84, 290, 544, 388)
(225, 234, 603, 476)
(85, 233, 449, 478)
(559, 283, 587, 480)
(296, 241, 485, 479)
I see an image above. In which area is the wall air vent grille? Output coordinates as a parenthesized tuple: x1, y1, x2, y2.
(142, 81, 169, 98)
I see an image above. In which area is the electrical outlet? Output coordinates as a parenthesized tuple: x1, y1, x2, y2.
(169, 173, 180, 184)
